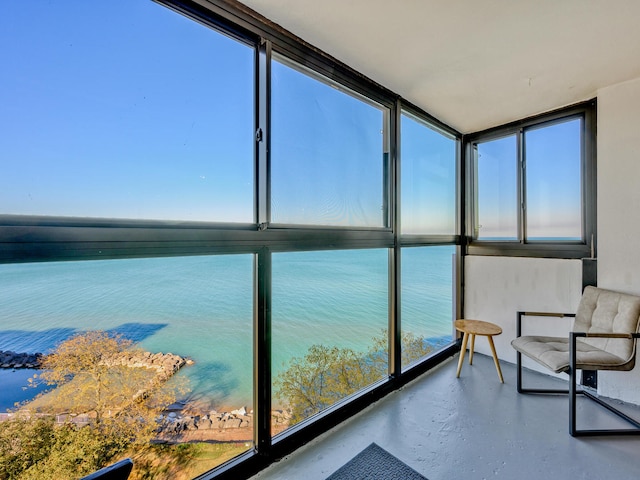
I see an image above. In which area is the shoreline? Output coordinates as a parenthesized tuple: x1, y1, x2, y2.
(155, 402, 291, 443)
(0, 398, 292, 444)
(0, 363, 292, 444)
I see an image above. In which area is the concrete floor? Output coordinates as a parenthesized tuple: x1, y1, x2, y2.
(251, 354, 640, 480)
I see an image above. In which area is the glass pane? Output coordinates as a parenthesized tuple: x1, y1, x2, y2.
(0, 255, 254, 477)
(475, 135, 518, 240)
(272, 249, 388, 432)
(525, 119, 582, 240)
(401, 114, 456, 234)
(0, 1, 254, 222)
(401, 246, 455, 370)
(271, 58, 387, 227)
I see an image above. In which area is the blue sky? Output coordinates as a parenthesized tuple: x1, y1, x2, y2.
(1, 0, 254, 222)
(400, 115, 456, 234)
(271, 58, 386, 226)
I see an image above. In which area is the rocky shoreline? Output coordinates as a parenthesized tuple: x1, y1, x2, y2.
(157, 404, 292, 436)
(1, 349, 293, 440)
(0, 349, 190, 376)
(0, 351, 43, 369)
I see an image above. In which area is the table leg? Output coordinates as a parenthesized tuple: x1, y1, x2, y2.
(487, 335, 504, 383)
(456, 332, 469, 378)
(469, 334, 476, 365)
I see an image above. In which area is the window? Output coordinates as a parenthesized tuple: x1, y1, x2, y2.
(271, 57, 389, 227)
(525, 119, 582, 240)
(0, 0, 254, 223)
(475, 135, 518, 240)
(467, 102, 595, 257)
(271, 249, 388, 432)
(0, 254, 255, 476)
(400, 112, 457, 235)
(401, 246, 455, 370)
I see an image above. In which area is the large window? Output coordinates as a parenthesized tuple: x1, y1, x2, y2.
(271, 249, 388, 431)
(467, 103, 595, 257)
(0, 255, 255, 477)
(525, 119, 582, 240)
(0, 0, 254, 223)
(401, 113, 457, 235)
(401, 246, 455, 370)
(271, 57, 389, 227)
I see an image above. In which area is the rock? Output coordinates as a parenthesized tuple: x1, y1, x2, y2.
(210, 418, 224, 429)
(223, 418, 242, 429)
(166, 402, 185, 412)
(231, 406, 247, 416)
(0, 350, 44, 369)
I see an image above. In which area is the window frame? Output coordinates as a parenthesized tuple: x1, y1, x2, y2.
(463, 100, 596, 259)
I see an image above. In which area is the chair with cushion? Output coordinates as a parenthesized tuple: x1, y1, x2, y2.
(511, 285, 640, 436)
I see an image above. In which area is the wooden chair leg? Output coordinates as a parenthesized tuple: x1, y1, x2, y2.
(469, 334, 476, 365)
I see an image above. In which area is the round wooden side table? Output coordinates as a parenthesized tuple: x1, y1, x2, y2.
(454, 319, 504, 383)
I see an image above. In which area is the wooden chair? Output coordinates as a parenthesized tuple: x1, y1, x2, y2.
(511, 286, 640, 436)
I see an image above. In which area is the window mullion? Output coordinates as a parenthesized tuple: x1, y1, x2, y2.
(254, 248, 272, 455)
(389, 99, 401, 379)
(518, 128, 526, 243)
(257, 38, 271, 227)
(255, 38, 272, 458)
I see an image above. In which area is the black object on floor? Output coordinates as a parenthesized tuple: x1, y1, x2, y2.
(80, 458, 133, 480)
(325, 443, 428, 480)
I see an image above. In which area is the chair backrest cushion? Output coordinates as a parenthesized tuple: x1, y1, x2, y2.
(574, 286, 640, 361)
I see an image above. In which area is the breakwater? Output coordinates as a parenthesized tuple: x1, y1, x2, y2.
(100, 350, 192, 379)
(0, 351, 42, 369)
(157, 406, 291, 435)
(0, 349, 190, 378)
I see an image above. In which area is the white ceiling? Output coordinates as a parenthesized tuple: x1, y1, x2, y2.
(239, 0, 640, 133)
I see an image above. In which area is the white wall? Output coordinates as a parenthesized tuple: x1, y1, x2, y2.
(464, 256, 582, 376)
(596, 75, 640, 403)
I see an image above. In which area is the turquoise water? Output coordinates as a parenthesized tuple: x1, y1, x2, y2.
(0, 247, 454, 411)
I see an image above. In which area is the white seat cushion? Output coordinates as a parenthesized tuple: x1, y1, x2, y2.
(511, 335, 632, 373)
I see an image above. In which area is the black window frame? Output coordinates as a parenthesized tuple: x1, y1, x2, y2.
(463, 100, 597, 259)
